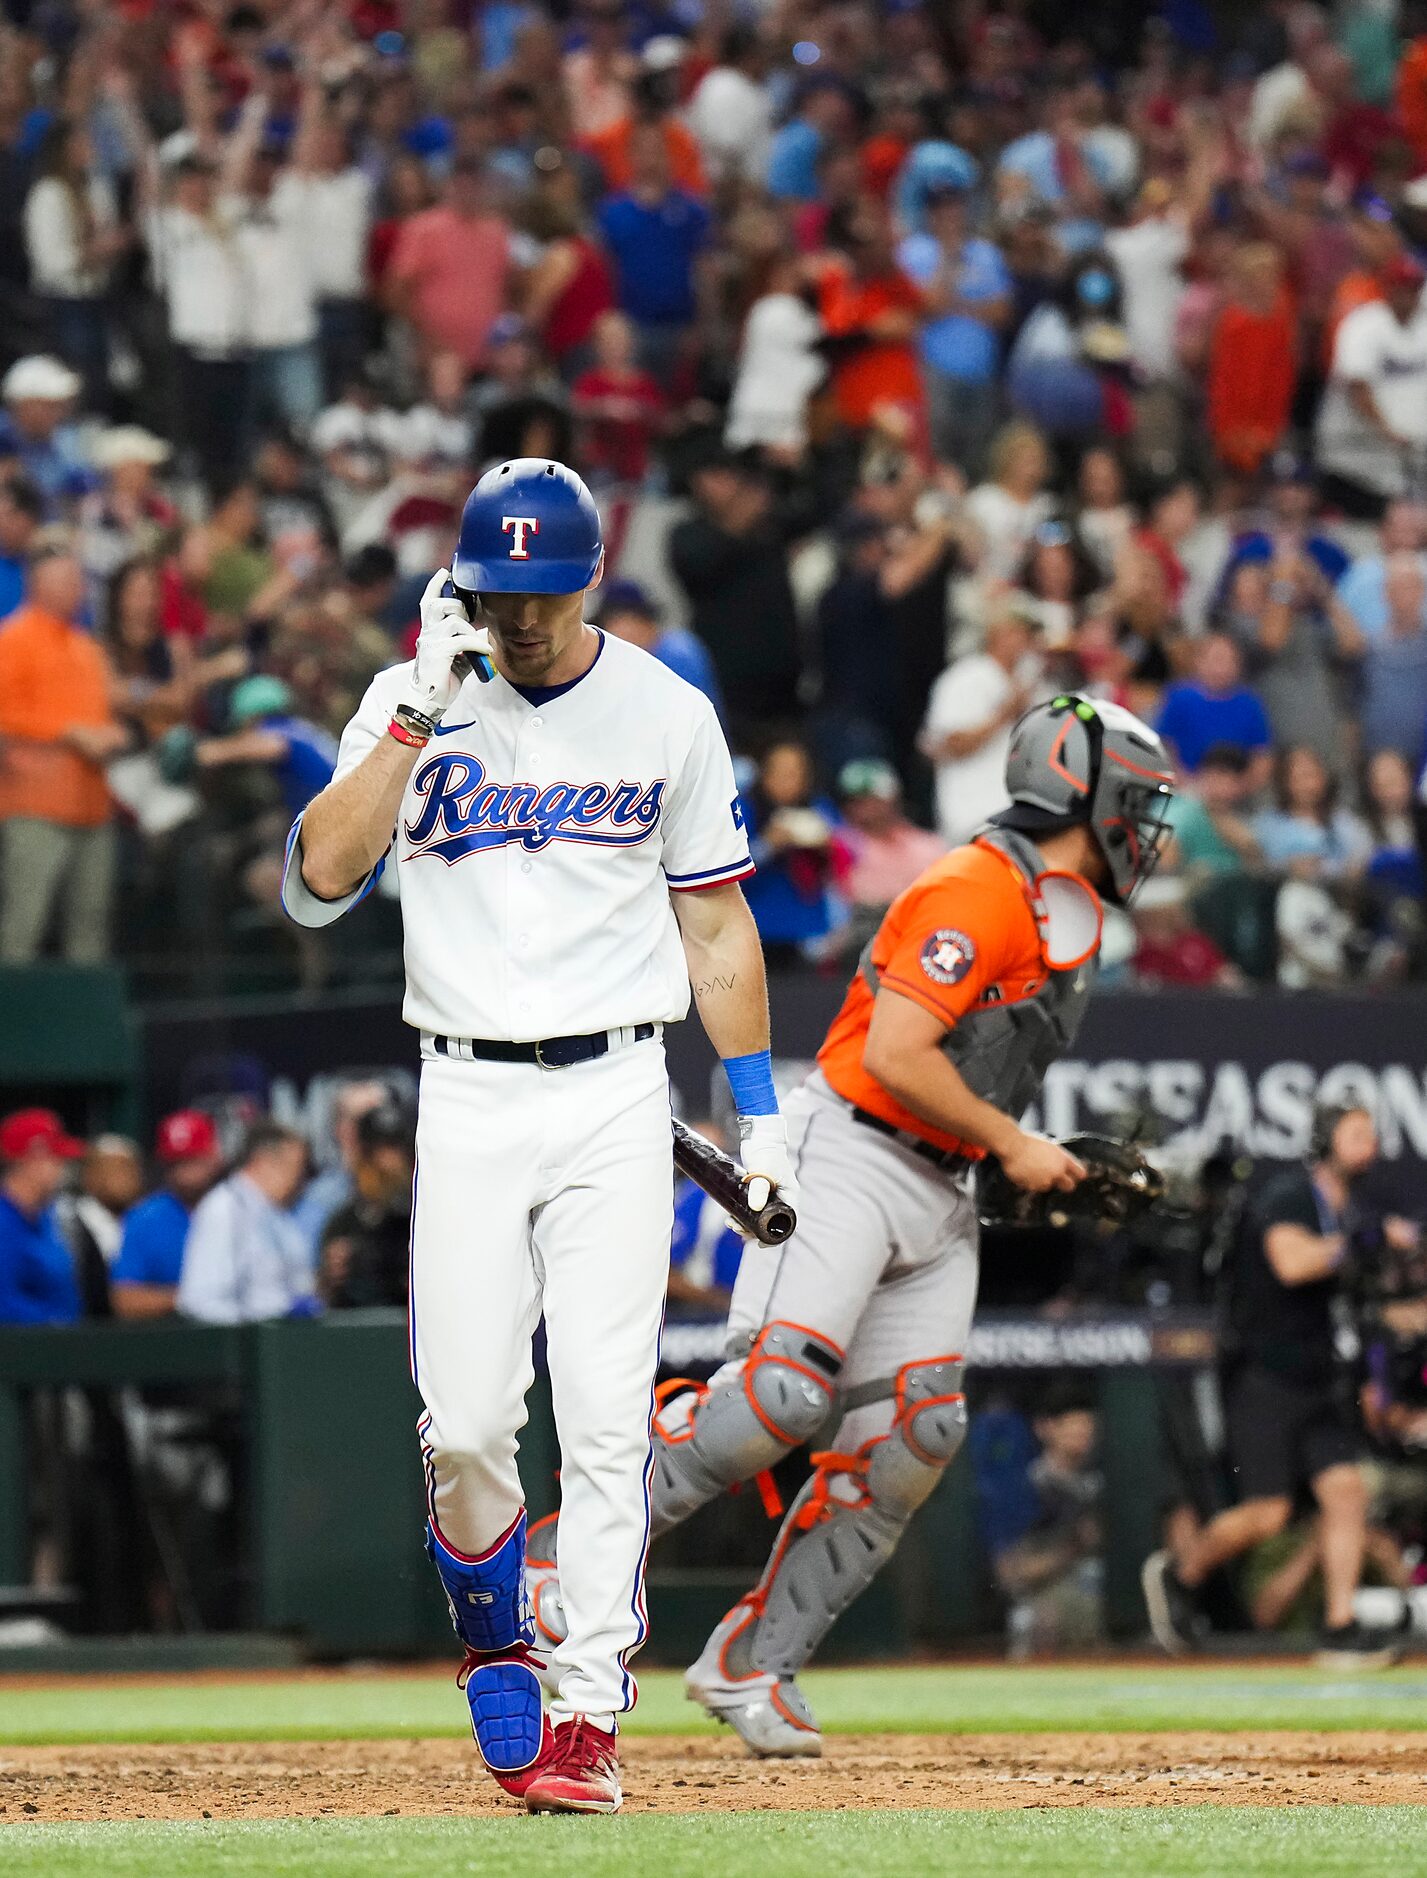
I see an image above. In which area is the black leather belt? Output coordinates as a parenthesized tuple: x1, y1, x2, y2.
(850, 1106, 971, 1173)
(431, 1024, 655, 1069)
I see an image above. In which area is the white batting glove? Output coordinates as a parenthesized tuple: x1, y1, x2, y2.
(737, 1113, 800, 1226)
(402, 569, 494, 724)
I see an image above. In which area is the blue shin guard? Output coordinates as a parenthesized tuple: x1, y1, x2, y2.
(427, 1514, 543, 1775)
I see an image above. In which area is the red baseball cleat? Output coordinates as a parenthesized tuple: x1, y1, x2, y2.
(523, 1716, 622, 1814)
(488, 1714, 555, 1799)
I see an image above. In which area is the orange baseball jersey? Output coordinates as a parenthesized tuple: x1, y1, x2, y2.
(818, 836, 1063, 1157)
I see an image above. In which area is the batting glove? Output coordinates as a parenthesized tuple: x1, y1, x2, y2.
(736, 1113, 800, 1224)
(404, 568, 495, 723)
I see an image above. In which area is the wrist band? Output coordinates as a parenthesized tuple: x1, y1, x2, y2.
(387, 716, 429, 748)
(723, 1049, 778, 1117)
(394, 702, 439, 738)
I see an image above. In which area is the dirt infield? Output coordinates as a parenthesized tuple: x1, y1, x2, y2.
(3, 1732, 1427, 1820)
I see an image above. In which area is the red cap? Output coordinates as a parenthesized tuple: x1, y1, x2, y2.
(1381, 254, 1427, 290)
(155, 1109, 219, 1165)
(0, 1108, 85, 1161)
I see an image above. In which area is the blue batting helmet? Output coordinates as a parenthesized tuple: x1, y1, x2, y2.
(450, 458, 603, 597)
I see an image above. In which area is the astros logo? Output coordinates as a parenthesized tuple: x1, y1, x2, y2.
(503, 515, 540, 559)
(921, 928, 976, 987)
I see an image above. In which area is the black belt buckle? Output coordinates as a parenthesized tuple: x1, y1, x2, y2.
(535, 1033, 602, 1069)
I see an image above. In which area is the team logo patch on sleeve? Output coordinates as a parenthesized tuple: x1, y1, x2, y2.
(921, 928, 976, 986)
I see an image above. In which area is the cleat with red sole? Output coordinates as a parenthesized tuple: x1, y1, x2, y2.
(524, 1716, 622, 1814)
(457, 1644, 548, 1791)
(487, 1715, 554, 1799)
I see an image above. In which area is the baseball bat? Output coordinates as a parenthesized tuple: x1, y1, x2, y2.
(671, 1118, 797, 1247)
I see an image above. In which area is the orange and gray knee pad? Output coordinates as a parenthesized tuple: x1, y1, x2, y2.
(648, 1321, 843, 1539)
(745, 1355, 967, 1679)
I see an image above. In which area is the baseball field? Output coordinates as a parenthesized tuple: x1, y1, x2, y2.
(2, 1661, 1425, 1874)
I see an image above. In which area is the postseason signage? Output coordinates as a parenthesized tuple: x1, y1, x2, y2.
(142, 983, 1427, 1199)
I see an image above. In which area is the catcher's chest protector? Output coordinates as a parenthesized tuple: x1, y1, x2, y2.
(863, 825, 1098, 1122)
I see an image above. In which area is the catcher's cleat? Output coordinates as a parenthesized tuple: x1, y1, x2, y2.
(524, 1716, 622, 1813)
(458, 1644, 547, 1787)
(684, 1603, 823, 1758)
(1141, 1550, 1207, 1655)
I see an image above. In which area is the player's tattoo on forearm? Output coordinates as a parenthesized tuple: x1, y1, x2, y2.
(695, 973, 738, 999)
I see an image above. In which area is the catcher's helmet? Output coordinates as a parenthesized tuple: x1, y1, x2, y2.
(450, 457, 602, 599)
(1003, 694, 1176, 905)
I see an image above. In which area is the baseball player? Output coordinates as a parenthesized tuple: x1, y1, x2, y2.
(529, 694, 1175, 1755)
(281, 459, 795, 1812)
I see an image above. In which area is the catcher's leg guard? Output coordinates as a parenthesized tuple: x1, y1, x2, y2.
(428, 1514, 544, 1778)
(739, 1356, 966, 1679)
(651, 1321, 844, 1535)
(523, 1322, 843, 1652)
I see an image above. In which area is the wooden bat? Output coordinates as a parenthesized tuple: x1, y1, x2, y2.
(671, 1118, 797, 1247)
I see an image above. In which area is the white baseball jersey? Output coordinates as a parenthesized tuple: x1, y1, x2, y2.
(281, 630, 752, 1039)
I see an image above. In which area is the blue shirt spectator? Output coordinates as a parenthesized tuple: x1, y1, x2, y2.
(898, 224, 1010, 384)
(599, 580, 725, 718)
(0, 357, 98, 511)
(176, 1125, 314, 1325)
(740, 741, 842, 957)
(0, 1108, 84, 1325)
(766, 119, 824, 202)
(113, 1190, 190, 1290)
(598, 186, 709, 327)
(1156, 633, 1272, 774)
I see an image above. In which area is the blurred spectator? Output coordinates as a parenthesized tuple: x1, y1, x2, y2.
(920, 608, 1043, 846)
(815, 196, 925, 435)
(965, 422, 1054, 582)
(686, 28, 774, 188)
(1316, 255, 1427, 517)
(1335, 499, 1427, 640)
(278, 100, 373, 400)
(387, 157, 516, 371)
(320, 1101, 416, 1310)
(55, 1136, 143, 1319)
(598, 579, 720, 712)
(1206, 242, 1297, 475)
(982, 1388, 1105, 1660)
(767, 80, 856, 205)
(828, 759, 945, 959)
(227, 111, 323, 435)
(0, 540, 127, 964)
(597, 123, 710, 388)
(522, 156, 616, 379)
(724, 256, 826, 456)
(0, 477, 43, 615)
(23, 119, 126, 411)
(1132, 875, 1240, 990)
(897, 180, 1010, 477)
(1073, 447, 1136, 578)
(1221, 550, 1362, 770)
(1165, 743, 1263, 883)
(82, 429, 178, 585)
(0, 1109, 83, 1326)
(177, 1121, 313, 1325)
(740, 739, 841, 966)
(290, 1080, 390, 1258)
(1156, 632, 1273, 785)
(668, 451, 800, 732)
(1256, 745, 1372, 879)
(0, 356, 93, 509)
(111, 1111, 224, 1321)
(1360, 557, 1427, 762)
(161, 675, 337, 821)
(571, 310, 664, 487)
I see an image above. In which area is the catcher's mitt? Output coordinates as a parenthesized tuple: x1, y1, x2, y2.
(977, 1134, 1163, 1232)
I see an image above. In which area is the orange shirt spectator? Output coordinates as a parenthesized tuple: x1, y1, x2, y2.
(585, 116, 707, 196)
(817, 257, 925, 430)
(1206, 245, 1297, 474)
(0, 571, 117, 829)
(387, 163, 514, 369)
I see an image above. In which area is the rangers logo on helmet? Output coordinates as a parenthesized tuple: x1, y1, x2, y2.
(921, 929, 976, 986)
(502, 516, 539, 559)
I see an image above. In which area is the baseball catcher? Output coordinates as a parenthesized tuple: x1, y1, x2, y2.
(529, 693, 1176, 1755)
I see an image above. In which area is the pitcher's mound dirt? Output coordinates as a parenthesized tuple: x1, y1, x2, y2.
(4, 1732, 1427, 1821)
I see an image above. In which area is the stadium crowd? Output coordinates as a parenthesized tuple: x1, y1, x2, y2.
(3, 0, 1427, 997)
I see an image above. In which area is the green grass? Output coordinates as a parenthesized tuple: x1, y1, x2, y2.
(4, 1663, 1427, 1744)
(3, 1808, 1422, 1878)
